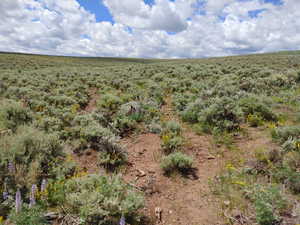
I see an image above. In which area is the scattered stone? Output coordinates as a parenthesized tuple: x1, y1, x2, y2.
(44, 212, 59, 220)
(223, 200, 230, 206)
(137, 169, 146, 177)
(155, 207, 162, 222)
(207, 155, 215, 160)
(148, 169, 155, 174)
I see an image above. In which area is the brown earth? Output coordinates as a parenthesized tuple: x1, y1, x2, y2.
(119, 96, 226, 225)
(121, 131, 225, 225)
(84, 88, 100, 113)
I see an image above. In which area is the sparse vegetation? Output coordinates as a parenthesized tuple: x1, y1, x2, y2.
(161, 152, 193, 175)
(0, 51, 300, 224)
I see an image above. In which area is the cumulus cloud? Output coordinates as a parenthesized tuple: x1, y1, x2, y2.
(0, 0, 299, 58)
(103, 0, 197, 32)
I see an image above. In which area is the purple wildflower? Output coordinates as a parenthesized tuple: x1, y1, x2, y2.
(15, 189, 22, 213)
(29, 184, 37, 208)
(8, 161, 15, 173)
(119, 215, 126, 225)
(40, 179, 47, 192)
(2, 191, 8, 200)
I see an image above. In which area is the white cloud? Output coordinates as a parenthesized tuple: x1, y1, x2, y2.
(103, 0, 197, 32)
(0, 0, 299, 58)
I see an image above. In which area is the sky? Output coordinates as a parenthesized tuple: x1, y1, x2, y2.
(0, 0, 299, 58)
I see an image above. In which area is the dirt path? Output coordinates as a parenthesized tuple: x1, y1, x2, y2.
(121, 96, 225, 225)
(71, 88, 101, 172)
(70, 94, 227, 224)
(84, 88, 100, 112)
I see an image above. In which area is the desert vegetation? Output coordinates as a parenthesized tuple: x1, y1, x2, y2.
(0, 51, 300, 224)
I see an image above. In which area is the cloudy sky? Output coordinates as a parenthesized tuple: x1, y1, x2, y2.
(0, 0, 299, 58)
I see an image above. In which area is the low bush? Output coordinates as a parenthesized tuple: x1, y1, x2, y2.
(239, 96, 278, 122)
(113, 115, 138, 136)
(97, 93, 123, 113)
(0, 125, 64, 191)
(253, 185, 287, 225)
(161, 152, 193, 174)
(147, 121, 162, 134)
(162, 121, 181, 136)
(0, 99, 32, 132)
(246, 114, 264, 127)
(271, 125, 300, 144)
(63, 174, 144, 224)
(198, 97, 243, 132)
(77, 123, 116, 151)
(161, 135, 183, 154)
(181, 99, 205, 123)
(98, 143, 127, 170)
(281, 137, 300, 152)
(8, 205, 46, 225)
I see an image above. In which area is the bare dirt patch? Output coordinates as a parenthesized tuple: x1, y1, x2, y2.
(84, 88, 100, 113)
(121, 131, 225, 225)
(120, 96, 226, 225)
(72, 149, 100, 174)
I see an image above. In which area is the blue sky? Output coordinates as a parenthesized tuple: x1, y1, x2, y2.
(76, 0, 113, 22)
(76, 0, 283, 24)
(0, 0, 299, 58)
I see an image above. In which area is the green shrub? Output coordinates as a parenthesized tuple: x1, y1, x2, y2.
(8, 205, 46, 225)
(77, 123, 116, 150)
(271, 125, 300, 144)
(181, 99, 205, 123)
(98, 143, 127, 170)
(113, 115, 138, 136)
(162, 121, 181, 136)
(0, 125, 64, 190)
(161, 152, 193, 174)
(118, 101, 142, 119)
(147, 121, 162, 134)
(64, 174, 144, 224)
(246, 114, 265, 127)
(253, 185, 287, 225)
(281, 137, 300, 152)
(0, 99, 32, 132)
(288, 172, 300, 194)
(161, 135, 183, 154)
(97, 93, 123, 112)
(239, 96, 277, 122)
(198, 97, 243, 132)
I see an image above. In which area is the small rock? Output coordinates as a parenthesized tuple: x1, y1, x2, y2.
(169, 210, 173, 214)
(137, 169, 146, 177)
(223, 200, 230, 206)
(148, 169, 155, 174)
(155, 207, 162, 221)
(207, 155, 215, 160)
(44, 212, 59, 220)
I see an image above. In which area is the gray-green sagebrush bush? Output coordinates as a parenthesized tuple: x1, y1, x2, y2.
(239, 96, 278, 122)
(63, 174, 144, 224)
(8, 205, 46, 225)
(0, 125, 65, 191)
(0, 99, 32, 132)
(271, 125, 300, 144)
(198, 97, 243, 133)
(161, 121, 183, 153)
(161, 152, 193, 175)
(253, 185, 288, 225)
